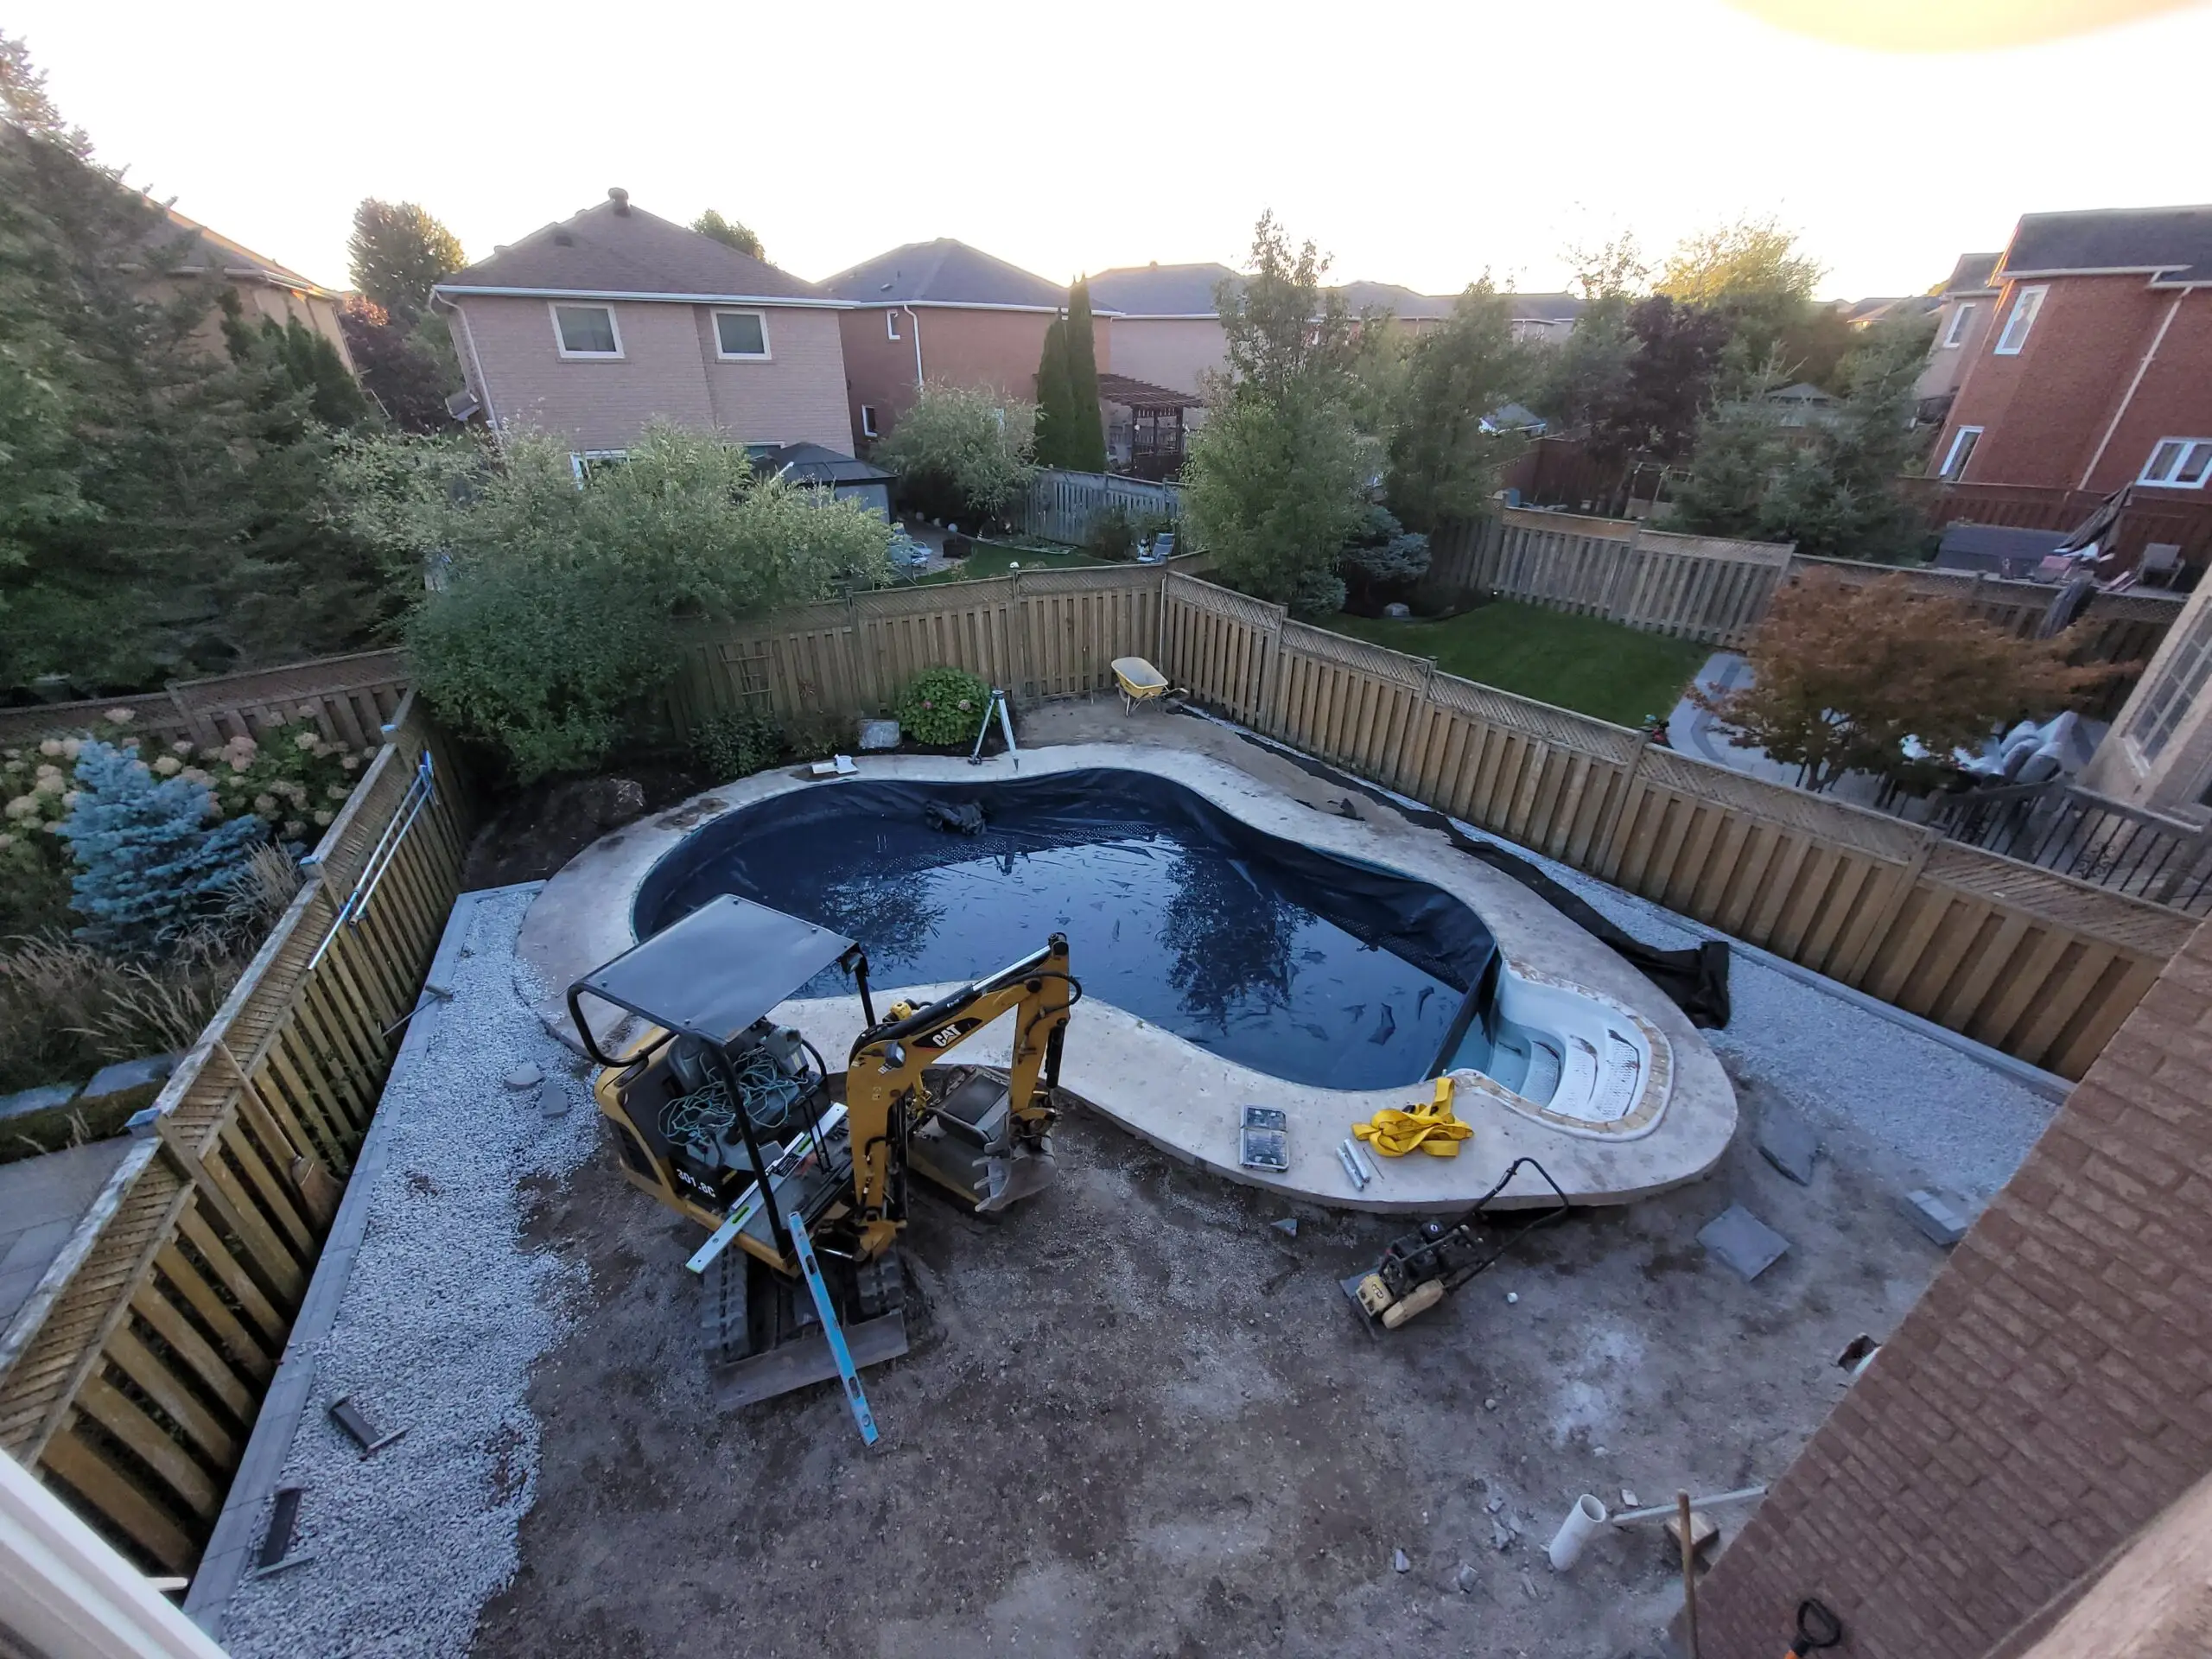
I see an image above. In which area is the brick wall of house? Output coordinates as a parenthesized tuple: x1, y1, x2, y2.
(450, 295, 851, 454)
(1695, 912, 2212, 1659)
(836, 306, 1110, 453)
(1935, 279, 2212, 496)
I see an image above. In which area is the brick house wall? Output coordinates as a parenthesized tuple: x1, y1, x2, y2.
(1935, 280, 2212, 494)
(1694, 912, 2212, 1658)
(445, 295, 852, 454)
(836, 306, 1110, 453)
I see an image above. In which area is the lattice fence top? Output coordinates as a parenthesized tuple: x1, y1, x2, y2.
(1424, 671, 1644, 760)
(1635, 745, 1933, 862)
(1636, 529, 1794, 565)
(1278, 621, 1429, 689)
(1922, 842, 2201, 952)
(1501, 506, 1637, 542)
(1164, 572, 1286, 631)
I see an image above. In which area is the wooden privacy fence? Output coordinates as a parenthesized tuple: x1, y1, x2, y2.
(0, 649, 409, 751)
(1427, 508, 2180, 709)
(0, 697, 470, 1573)
(1020, 468, 1184, 545)
(1156, 571, 2196, 1080)
(656, 563, 1173, 745)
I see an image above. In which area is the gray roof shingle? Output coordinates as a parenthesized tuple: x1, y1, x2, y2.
(1941, 252, 2003, 294)
(820, 239, 1065, 308)
(1998, 206, 2212, 283)
(436, 194, 827, 302)
(1087, 264, 1242, 316)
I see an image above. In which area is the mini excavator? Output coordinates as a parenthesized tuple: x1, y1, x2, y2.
(568, 895, 1078, 1406)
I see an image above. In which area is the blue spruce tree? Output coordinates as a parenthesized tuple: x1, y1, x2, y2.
(60, 741, 267, 956)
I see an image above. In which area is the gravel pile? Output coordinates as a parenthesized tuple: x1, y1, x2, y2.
(222, 887, 598, 1659)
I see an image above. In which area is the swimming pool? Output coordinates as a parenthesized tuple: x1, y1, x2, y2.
(634, 772, 1503, 1090)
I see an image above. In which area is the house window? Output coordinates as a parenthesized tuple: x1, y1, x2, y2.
(569, 450, 629, 484)
(2133, 603, 2212, 763)
(2140, 438, 2212, 490)
(713, 309, 770, 359)
(886, 312, 901, 340)
(551, 303, 621, 358)
(1942, 302, 1975, 347)
(1993, 285, 2045, 355)
(1939, 426, 1983, 480)
(860, 404, 880, 439)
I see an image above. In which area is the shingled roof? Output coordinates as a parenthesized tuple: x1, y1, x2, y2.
(819, 239, 1065, 308)
(1087, 264, 1243, 317)
(1997, 206, 2212, 285)
(1940, 252, 2003, 295)
(435, 193, 830, 303)
(155, 206, 337, 296)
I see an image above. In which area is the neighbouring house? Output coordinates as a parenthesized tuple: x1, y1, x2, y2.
(2081, 572, 2212, 813)
(1086, 263, 1240, 399)
(1913, 251, 2002, 421)
(146, 206, 356, 374)
(1835, 293, 1940, 332)
(429, 189, 854, 465)
(1097, 373, 1202, 480)
(819, 238, 1101, 454)
(1500, 292, 1586, 344)
(1764, 380, 1840, 429)
(1929, 206, 2212, 495)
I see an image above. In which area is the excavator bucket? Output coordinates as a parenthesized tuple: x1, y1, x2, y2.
(906, 1069, 1058, 1214)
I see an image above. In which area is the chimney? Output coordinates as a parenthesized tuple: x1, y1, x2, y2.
(607, 188, 630, 214)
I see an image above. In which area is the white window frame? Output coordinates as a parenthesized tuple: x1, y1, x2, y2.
(2139, 437, 2212, 490)
(860, 404, 880, 439)
(886, 311, 901, 340)
(1939, 425, 1983, 480)
(550, 302, 623, 359)
(2132, 604, 2212, 765)
(1993, 285, 2045, 355)
(1942, 302, 1975, 347)
(711, 308, 772, 361)
(569, 449, 629, 485)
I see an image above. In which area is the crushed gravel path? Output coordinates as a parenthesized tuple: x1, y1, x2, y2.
(220, 887, 598, 1659)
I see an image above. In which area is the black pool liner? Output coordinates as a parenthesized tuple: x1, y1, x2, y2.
(1228, 730, 1732, 1030)
(634, 770, 1506, 1090)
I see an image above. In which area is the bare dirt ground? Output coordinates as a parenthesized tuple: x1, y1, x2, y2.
(473, 1062, 1942, 1659)
(463, 700, 1968, 1656)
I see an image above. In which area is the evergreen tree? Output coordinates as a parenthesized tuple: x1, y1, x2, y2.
(60, 741, 267, 956)
(1062, 278, 1107, 474)
(1033, 316, 1076, 468)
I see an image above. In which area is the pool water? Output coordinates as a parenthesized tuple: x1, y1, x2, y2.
(635, 772, 1503, 1091)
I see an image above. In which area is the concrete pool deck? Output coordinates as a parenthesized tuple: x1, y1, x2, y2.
(517, 740, 1738, 1211)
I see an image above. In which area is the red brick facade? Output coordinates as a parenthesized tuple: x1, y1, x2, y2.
(1936, 278, 2212, 496)
(1696, 914, 2212, 1658)
(836, 306, 1109, 454)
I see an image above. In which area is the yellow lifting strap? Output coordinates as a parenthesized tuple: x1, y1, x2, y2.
(1353, 1077, 1473, 1159)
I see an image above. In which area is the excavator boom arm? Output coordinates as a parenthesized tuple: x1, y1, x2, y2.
(842, 934, 1076, 1254)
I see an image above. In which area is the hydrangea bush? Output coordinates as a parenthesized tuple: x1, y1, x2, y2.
(895, 666, 992, 747)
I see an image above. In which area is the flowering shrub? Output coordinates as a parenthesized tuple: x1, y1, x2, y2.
(187, 719, 374, 841)
(895, 666, 993, 747)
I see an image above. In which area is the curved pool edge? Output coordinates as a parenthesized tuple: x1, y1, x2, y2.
(516, 743, 1738, 1211)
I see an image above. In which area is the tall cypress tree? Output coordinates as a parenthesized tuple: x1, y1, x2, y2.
(1033, 316, 1073, 468)
(1064, 278, 1107, 474)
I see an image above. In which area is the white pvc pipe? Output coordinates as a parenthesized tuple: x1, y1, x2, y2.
(1547, 1493, 1608, 1571)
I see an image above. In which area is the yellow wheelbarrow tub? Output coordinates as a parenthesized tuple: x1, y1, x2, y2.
(1111, 656, 1171, 715)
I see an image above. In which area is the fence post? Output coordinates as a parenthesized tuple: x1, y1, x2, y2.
(1601, 523, 1643, 626)
(1590, 731, 1657, 880)
(1835, 824, 1942, 988)
(1010, 568, 1038, 704)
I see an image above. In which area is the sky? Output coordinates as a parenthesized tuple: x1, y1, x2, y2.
(14, 0, 2212, 302)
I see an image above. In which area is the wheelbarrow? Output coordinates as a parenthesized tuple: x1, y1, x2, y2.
(1110, 656, 1171, 716)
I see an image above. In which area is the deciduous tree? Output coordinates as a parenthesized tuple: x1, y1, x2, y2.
(1586, 296, 1732, 464)
(692, 209, 764, 261)
(872, 382, 1038, 527)
(1184, 213, 1370, 614)
(346, 200, 463, 319)
(1384, 280, 1532, 529)
(1695, 568, 2106, 791)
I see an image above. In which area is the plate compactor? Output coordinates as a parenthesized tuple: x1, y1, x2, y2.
(568, 895, 1079, 1406)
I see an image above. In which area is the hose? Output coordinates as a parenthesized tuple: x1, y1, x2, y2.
(659, 1047, 816, 1148)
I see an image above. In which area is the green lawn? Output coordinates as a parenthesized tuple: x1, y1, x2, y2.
(1323, 601, 1709, 728)
(914, 540, 1103, 584)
